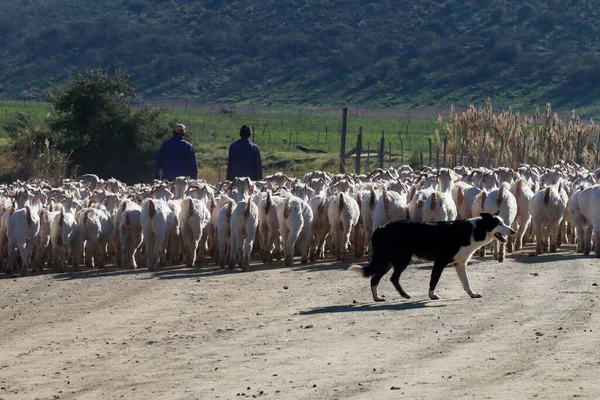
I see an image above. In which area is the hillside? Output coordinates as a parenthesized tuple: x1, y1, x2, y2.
(1, 0, 600, 111)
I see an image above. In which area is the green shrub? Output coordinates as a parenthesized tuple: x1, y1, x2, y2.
(47, 68, 170, 183)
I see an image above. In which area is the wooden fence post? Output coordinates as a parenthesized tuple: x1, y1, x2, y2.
(596, 129, 600, 169)
(546, 124, 552, 168)
(356, 127, 363, 175)
(379, 130, 385, 169)
(420, 152, 423, 169)
(576, 131, 582, 165)
(288, 131, 292, 151)
(498, 136, 504, 167)
(339, 107, 348, 173)
(400, 138, 404, 165)
(443, 136, 447, 168)
(521, 130, 527, 164)
(428, 138, 432, 166)
(367, 142, 370, 171)
(388, 142, 392, 168)
(460, 136, 465, 166)
(479, 135, 486, 167)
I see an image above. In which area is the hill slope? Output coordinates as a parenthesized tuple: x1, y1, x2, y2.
(1, 0, 600, 111)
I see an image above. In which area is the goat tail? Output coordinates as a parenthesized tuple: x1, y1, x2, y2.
(481, 191, 487, 209)
(244, 199, 252, 219)
(226, 199, 234, 220)
(265, 191, 272, 215)
(318, 196, 326, 214)
(409, 186, 417, 202)
(496, 184, 505, 208)
(456, 186, 463, 207)
(338, 192, 345, 212)
(544, 187, 551, 206)
(283, 196, 291, 219)
(59, 209, 64, 226)
(125, 211, 131, 226)
(25, 205, 32, 227)
(148, 199, 156, 218)
(515, 179, 523, 197)
(187, 198, 195, 217)
(369, 186, 376, 210)
(429, 192, 437, 211)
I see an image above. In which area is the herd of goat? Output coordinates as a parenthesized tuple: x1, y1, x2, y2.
(1, 161, 599, 277)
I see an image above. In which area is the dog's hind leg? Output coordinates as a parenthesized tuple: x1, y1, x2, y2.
(454, 261, 482, 299)
(428, 260, 449, 300)
(370, 264, 392, 302)
(390, 253, 412, 299)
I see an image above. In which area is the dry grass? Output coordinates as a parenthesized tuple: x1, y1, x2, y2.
(436, 100, 600, 170)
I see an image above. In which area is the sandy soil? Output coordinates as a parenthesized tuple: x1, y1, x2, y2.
(1, 244, 600, 400)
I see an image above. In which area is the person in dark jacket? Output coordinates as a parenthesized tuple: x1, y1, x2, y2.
(154, 123, 198, 181)
(227, 125, 263, 181)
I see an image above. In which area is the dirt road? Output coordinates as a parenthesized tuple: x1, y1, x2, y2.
(1, 244, 600, 399)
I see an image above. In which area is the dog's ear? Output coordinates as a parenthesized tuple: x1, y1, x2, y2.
(480, 212, 492, 219)
(493, 210, 501, 216)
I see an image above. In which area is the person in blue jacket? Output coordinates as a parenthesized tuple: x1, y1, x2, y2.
(154, 123, 198, 181)
(227, 125, 263, 181)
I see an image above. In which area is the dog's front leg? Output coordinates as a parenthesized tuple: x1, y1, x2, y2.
(454, 262, 482, 298)
(428, 261, 447, 300)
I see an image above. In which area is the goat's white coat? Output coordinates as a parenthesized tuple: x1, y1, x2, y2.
(530, 185, 568, 254)
(276, 195, 313, 266)
(327, 192, 360, 261)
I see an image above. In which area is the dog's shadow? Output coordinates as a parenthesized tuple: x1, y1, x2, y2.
(298, 299, 445, 315)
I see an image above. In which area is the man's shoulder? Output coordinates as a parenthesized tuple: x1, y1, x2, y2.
(175, 138, 194, 149)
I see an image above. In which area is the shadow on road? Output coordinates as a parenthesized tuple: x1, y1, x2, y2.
(298, 299, 446, 315)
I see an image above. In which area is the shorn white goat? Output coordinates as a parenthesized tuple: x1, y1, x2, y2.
(276, 194, 313, 266)
(179, 198, 211, 267)
(50, 208, 78, 272)
(141, 198, 175, 271)
(483, 182, 517, 262)
(5, 205, 40, 276)
(577, 185, 600, 256)
(75, 206, 114, 270)
(327, 192, 360, 261)
(530, 185, 568, 255)
(229, 198, 259, 271)
(119, 200, 143, 269)
(258, 192, 285, 263)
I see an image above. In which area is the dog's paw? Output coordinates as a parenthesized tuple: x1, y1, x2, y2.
(373, 296, 386, 302)
(469, 292, 482, 298)
(428, 291, 440, 300)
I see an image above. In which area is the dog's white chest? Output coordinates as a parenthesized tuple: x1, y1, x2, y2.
(452, 238, 492, 264)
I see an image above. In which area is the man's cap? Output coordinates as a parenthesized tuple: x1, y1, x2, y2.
(173, 123, 187, 134)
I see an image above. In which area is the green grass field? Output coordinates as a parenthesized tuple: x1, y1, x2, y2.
(0, 100, 440, 182)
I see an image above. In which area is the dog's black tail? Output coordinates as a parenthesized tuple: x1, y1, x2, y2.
(348, 229, 388, 278)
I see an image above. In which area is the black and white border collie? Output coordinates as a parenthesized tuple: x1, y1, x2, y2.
(350, 213, 515, 302)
